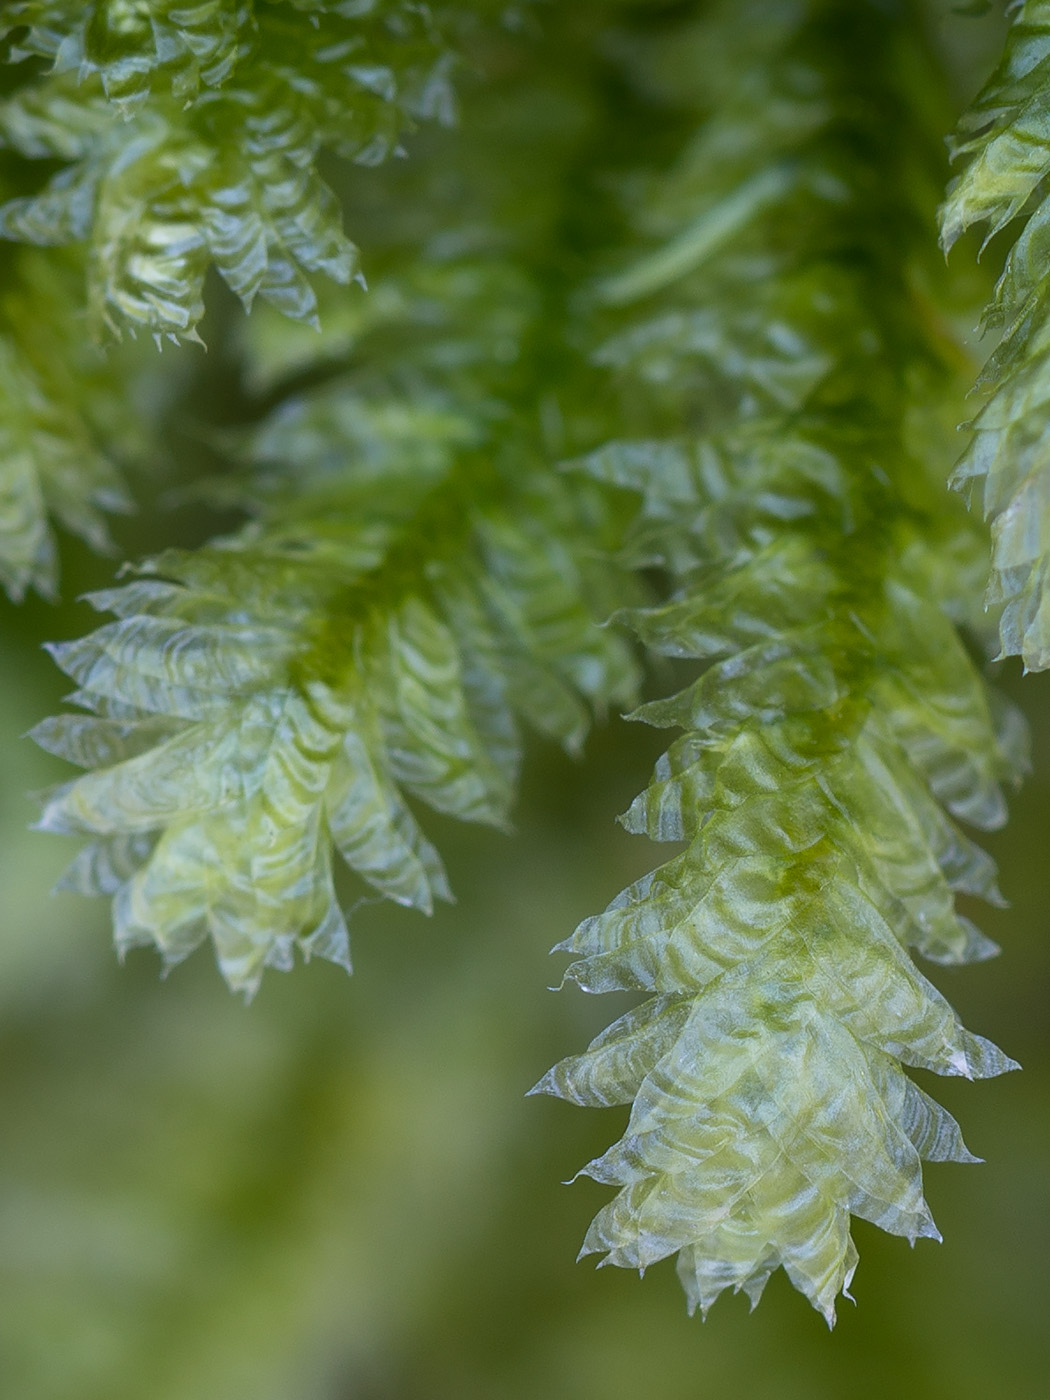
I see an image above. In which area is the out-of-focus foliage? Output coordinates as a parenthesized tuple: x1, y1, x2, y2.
(942, 0, 1050, 669)
(0, 244, 139, 600)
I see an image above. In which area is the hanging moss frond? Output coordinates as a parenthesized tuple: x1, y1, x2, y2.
(534, 0, 1023, 1325)
(941, 0, 1050, 668)
(33, 212, 640, 995)
(0, 1, 457, 339)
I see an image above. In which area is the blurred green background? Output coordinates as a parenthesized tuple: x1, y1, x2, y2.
(0, 528, 1047, 1400)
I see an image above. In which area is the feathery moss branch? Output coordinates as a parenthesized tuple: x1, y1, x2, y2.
(534, 0, 1023, 1325)
(941, 0, 1050, 668)
(32, 34, 642, 996)
(33, 301, 639, 995)
(0, 1, 460, 340)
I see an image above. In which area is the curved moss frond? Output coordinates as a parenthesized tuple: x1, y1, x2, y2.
(941, 0, 1050, 668)
(33, 150, 640, 992)
(0, 2, 457, 339)
(535, 0, 1023, 1324)
(34, 458, 636, 999)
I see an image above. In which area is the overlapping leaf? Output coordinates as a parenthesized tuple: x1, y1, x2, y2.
(0, 2, 457, 338)
(535, 0, 1022, 1323)
(1, 1, 252, 111)
(34, 193, 639, 994)
(941, 0, 1050, 668)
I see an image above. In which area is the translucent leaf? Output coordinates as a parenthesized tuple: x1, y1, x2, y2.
(539, 0, 1020, 1324)
(36, 249, 640, 995)
(941, 0, 1050, 668)
(0, 2, 458, 338)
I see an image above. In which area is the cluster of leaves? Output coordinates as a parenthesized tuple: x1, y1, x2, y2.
(0, 0, 460, 339)
(0, 0, 1043, 1326)
(30, 42, 640, 995)
(942, 0, 1050, 670)
(532, 0, 1024, 1322)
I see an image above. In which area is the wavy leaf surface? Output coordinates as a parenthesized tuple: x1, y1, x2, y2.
(33, 65, 642, 992)
(535, 0, 1023, 1324)
(0, 1, 457, 338)
(941, 0, 1050, 668)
